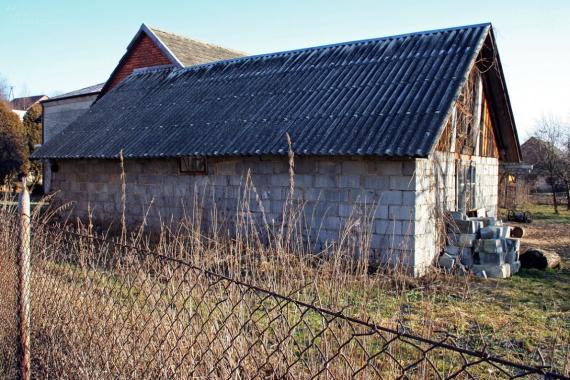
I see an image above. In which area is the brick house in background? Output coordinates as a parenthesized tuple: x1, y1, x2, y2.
(41, 24, 243, 191)
(520, 137, 564, 193)
(33, 23, 522, 275)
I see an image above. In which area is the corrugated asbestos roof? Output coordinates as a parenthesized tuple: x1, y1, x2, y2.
(150, 27, 245, 67)
(33, 23, 493, 160)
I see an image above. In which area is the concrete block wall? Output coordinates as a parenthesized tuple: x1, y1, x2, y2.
(413, 152, 499, 270)
(50, 156, 423, 270)
(43, 95, 98, 143)
(49, 154, 499, 276)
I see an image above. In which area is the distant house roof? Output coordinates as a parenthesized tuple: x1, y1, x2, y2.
(10, 95, 48, 111)
(43, 83, 105, 103)
(98, 23, 244, 96)
(521, 137, 563, 166)
(33, 23, 521, 162)
(149, 27, 244, 67)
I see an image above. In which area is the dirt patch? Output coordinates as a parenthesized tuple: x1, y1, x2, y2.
(515, 221, 570, 263)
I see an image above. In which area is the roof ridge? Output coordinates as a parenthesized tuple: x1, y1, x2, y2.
(135, 22, 490, 79)
(148, 26, 246, 56)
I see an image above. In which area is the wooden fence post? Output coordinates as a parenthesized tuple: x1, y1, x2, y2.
(17, 175, 31, 380)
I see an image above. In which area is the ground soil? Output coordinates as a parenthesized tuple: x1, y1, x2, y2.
(516, 222, 570, 263)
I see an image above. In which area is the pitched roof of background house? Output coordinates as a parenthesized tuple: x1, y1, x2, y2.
(149, 27, 244, 67)
(98, 24, 244, 96)
(10, 95, 48, 111)
(43, 83, 105, 103)
(32, 23, 521, 162)
(521, 137, 563, 166)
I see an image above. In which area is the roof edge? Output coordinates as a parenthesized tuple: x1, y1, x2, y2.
(141, 23, 184, 68)
(425, 24, 492, 157)
(42, 90, 101, 104)
(137, 22, 493, 78)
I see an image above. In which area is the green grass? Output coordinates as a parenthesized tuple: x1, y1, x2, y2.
(504, 203, 570, 224)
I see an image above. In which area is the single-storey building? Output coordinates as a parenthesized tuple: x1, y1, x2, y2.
(32, 23, 521, 275)
(41, 23, 243, 191)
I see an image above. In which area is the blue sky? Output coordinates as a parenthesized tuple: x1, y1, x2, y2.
(1, 0, 569, 140)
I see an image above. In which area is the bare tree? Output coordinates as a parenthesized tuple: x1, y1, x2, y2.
(0, 74, 10, 101)
(533, 115, 565, 213)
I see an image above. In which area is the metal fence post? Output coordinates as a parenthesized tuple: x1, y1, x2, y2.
(17, 175, 31, 380)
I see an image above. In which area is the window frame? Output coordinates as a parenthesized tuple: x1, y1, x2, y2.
(179, 156, 207, 175)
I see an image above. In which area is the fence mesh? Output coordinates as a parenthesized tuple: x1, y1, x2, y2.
(0, 210, 568, 379)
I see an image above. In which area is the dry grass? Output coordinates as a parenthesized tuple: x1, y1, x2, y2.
(0, 181, 569, 378)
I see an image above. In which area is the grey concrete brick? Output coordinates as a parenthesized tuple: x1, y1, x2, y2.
(363, 176, 389, 190)
(379, 191, 402, 205)
(389, 176, 415, 191)
(341, 160, 367, 175)
(376, 161, 403, 175)
(402, 161, 416, 176)
(317, 161, 340, 175)
(315, 176, 336, 188)
(388, 206, 414, 221)
(338, 175, 361, 188)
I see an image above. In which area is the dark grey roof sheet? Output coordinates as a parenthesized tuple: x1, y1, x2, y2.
(33, 23, 492, 160)
(10, 95, 48, 110)
(150, 27, 245, 67)
(44, 83, 104, 102)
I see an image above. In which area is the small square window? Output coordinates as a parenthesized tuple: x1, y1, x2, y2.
(179, 157, 207, 174)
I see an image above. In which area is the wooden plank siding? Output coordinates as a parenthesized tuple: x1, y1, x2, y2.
(436, 82, 499, 159)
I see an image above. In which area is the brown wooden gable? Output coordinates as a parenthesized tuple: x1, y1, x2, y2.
(435, 29, 521, 162)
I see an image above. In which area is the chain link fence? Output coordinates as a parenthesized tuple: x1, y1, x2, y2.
(0, 209, 568, 379)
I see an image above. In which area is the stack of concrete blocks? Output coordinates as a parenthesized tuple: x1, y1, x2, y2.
(439, 212, 521, 278)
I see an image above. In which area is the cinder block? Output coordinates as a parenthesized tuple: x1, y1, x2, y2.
(459, 248, 474, 268)
(350, 189, 377, 203)
(438, 253, 456, 270)
(482, 239, 503, 253)
(364, 176, 389, 190)
(379, 191, 402, 205)
(504, 250, 519, 265)
(448, 220, 478, 234)
(510, 261, 521, 274)
(322, 190, 348, 202)
(373, 205, 388, 220)
(402, 191, 416, 206)
(323, 217, 343, 230)
(317, 162, 340, 175)
(473, 263, 511, 279)
(445, 245, 460, 256)
(295, 160, 316, 174)
(341, 161, 367, 175)
(338, 175, 361, 188)
(390, 176, 415, 191)
(388, 206, 414, 221)
(479, 250, 505, 265)
(315, 176, 336, 188)
(270, 175, 291, 187)
(458, 234, 476, 247)
(376, 161, 403, 176)
(402, 161, 416, 176)
(293, 174, 314, 187)
(505, 238, 520, 253)
(339, 204, 354, 217)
